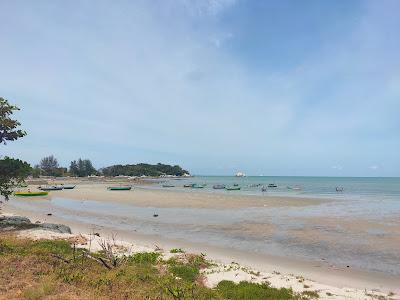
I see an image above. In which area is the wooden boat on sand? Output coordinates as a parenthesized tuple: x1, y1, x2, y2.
(14, 191, 49, 197)
(108, 186, 132, 191)
(39, 186, 63, 191)
(62, 185, 76, 189)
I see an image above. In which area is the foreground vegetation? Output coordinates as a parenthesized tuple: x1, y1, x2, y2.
(0, 233, 318, 300)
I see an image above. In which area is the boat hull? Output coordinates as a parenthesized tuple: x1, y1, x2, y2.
(62, 185, 76, 189)
(39, 187, 63, 191)
(108, 187, 132, 191)
(225, 187, 241, 191)
(15, 192, 49, 197)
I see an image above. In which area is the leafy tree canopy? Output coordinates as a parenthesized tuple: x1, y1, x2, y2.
(101, 163, 189, 177)
(39, 155, 60, 176)
(0, 97, 26, 144)
(69, 158, 97, 177)
(0, 157, 31, 200)
(0, 98, 30, 200)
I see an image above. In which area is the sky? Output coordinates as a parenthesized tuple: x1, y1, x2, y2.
(1, 0, 399, 176)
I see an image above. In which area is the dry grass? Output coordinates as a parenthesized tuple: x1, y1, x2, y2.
(0, 232, 315, 300)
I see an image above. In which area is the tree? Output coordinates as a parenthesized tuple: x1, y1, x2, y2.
(0, 98, 30, 200)
(0, 97, 26, 144)
(0, 157, 31, 200)
(69, 160, 78, 176)
(31, 165, 42, 178)
(69, 158, 97, 177)
(39, 155, 59, 176)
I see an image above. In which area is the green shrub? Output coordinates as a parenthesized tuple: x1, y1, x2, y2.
(170, 248, 185, 253)
(31, 240, 72, 256)
(169, 264, 199, 282)
(217, 280, 295, 300)
(301, 290, 319, 299)
(127, 252, 160, 265)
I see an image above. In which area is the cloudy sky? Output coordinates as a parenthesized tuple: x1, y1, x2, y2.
(1, 0, 399, 176)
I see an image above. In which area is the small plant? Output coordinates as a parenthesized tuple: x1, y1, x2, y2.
(127, 252, 160, 265)
(170, 248, 185, 253)
(301, 290, 319, 299)
(217, 280, 294, 300)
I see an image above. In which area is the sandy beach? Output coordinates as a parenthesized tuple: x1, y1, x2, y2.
(25, 181, 326, 209)
(2, 180, 400, 299)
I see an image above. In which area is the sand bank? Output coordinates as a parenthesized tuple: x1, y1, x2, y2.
(23, 182, 326, 209)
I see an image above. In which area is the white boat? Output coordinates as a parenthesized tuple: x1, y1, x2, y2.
(235, 172, 246, 177)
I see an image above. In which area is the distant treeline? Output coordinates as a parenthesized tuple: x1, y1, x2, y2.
(100, 163, 189, 177)
(31, 155, 189, 177)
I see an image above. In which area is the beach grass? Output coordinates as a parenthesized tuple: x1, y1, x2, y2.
(0, 233, 318, 299)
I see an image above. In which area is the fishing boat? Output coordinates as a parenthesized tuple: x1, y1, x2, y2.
(62, 185, 76, 190)
(39, 186, 63, 191)
(335, 187, 344, 192)
(213, 184, 226, 189)
(268, 183, 277, 188)
(192, 184, 206, 188)
(287, 185, 302, 191)
(162, 184, 175, 188)
(108, 186, 132, 191)
(225, 186, 241, 191)
(183, 184, 194, 188)
(14, 191, 49, 197)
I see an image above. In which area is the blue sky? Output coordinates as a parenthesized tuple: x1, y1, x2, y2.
(1, 0, 399, 176)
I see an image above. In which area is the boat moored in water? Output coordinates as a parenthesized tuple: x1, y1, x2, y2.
(268, 183, 277, 188)
(162, 184, 175, 188)
(192, 184, 206, 188)
(225, 186, 241, 191)
(213, 184, 226, 189)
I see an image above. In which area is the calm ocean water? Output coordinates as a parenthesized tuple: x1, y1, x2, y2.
(159, 176, 400, 201)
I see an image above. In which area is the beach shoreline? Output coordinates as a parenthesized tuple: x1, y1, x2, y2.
(3, 180, 400, 299)
(1, 209, 399, 300)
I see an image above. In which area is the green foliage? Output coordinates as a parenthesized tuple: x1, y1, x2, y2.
(301, 290, 319, 299)
(167, 254, 209, 283)
(101, 162, 189, 177)
(0, 98, 30, 199)
(31, 165, 41, 178)
(69, 158, 97, 177)
(39, 155, 61, 176)
(30, 239, 73, 256)
(217, 280, 295, 300)
(127, 252, 160, 265)
(1, 235, 315, 300)
(170, 248, 185, 253)
(0, 97, 26, 144)
(169, 264, 199, 282)
(0, 157, 31, 200)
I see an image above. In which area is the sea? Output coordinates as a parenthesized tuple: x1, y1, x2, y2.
(156, 176, 400, 201)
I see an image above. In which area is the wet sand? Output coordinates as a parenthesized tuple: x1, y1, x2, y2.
(25, 182, 327, 209)
(3, 182, 400, 297)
